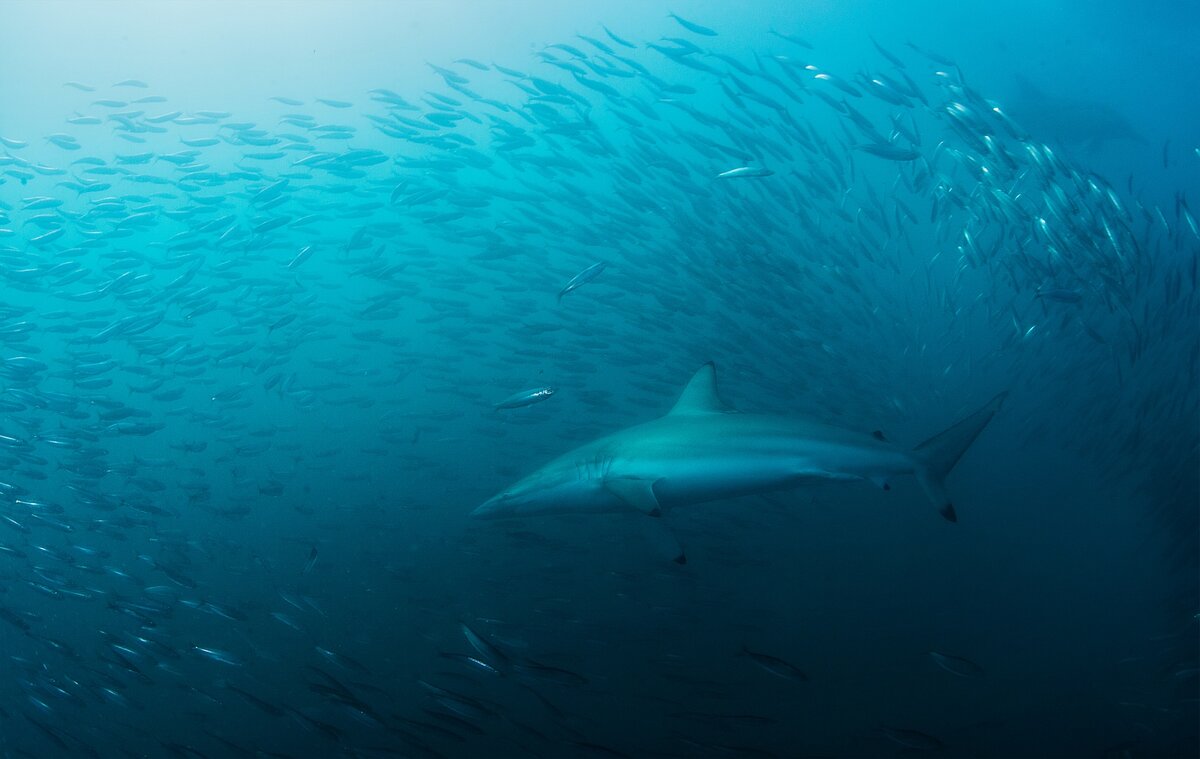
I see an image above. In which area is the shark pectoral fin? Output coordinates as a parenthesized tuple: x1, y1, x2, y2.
(869, 475, 891, 491)
(647, 518, 686, 564)
(604, 477, 662, 517)
(913, 391, 1007, 522)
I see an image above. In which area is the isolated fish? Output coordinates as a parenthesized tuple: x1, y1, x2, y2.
(439, 652, 502, 676)
(557, 261, 607, 301)
(512, 660, 588, 686)
(855, 142, 919, 160)
(769, 27, 813, 49)
(928, 650, 984, 677)
(494, 387, 556, 410)
(667, 12, 718, 37)
(879, 726, 944, 750)
(192, 646, 243, 667)
(461, 622, 512, 669)
(741, 645, 809, 681)
(1035, 287, 1083, 303)
(716, 166, 774, 178)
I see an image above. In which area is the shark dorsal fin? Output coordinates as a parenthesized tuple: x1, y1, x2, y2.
(668, 362, 734, 415)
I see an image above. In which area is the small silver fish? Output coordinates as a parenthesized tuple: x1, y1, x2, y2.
(878, 726, 944, 750)
(439, 651, 501, 676)
(495, 387, 556, 410)
(668, 12, 718, 37)
(558, 261, 607, 301)
(854, 142, 919, 161)
(928, 650, 984, 677)
(1035, 287, 1083, 303)
(192, 646, 242, 666)
(717, 166, 774, 179)
(741, 645, 808, 681)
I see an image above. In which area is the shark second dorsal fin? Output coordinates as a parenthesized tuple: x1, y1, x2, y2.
(668, 362, 735, 415)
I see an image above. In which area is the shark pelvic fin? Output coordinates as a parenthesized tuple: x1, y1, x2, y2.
(604, 477, 662, 516)
(668, 362, 735, 415)
(646, 517, 686, 564)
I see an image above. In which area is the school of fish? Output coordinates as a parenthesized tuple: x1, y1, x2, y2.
(0, 10, 1196, 758)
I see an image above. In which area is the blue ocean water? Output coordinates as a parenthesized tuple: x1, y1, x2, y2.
(0, 1, 1196, 757)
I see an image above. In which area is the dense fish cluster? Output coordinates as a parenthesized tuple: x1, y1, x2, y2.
(0, 11, 1196, 758)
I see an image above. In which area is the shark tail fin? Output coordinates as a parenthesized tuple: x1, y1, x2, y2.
(912, 392, 1008, 523)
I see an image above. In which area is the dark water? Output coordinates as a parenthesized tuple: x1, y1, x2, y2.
(0, 1, 1196, 757)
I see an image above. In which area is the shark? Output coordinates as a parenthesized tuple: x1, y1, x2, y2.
(472, 363, 1007, 563)
(1005, 74, 1146, 154)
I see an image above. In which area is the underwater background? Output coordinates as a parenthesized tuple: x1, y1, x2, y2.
(0, 1, 1197, 756)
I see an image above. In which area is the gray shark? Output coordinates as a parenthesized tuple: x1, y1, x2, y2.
(473, 363, 1007, 562)
(1005, 75, 1146, 152)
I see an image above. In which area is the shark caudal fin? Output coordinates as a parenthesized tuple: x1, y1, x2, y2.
(912, 392, 1008, 522)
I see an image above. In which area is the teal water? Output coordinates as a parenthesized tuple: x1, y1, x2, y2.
(0, 2, 1196, 756)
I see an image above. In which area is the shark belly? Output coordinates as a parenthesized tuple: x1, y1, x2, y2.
(610, 417, 907, 509)
(635, 451, 841, 507)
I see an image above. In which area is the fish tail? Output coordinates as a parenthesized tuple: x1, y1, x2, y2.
(912, 391, 1008, 522)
